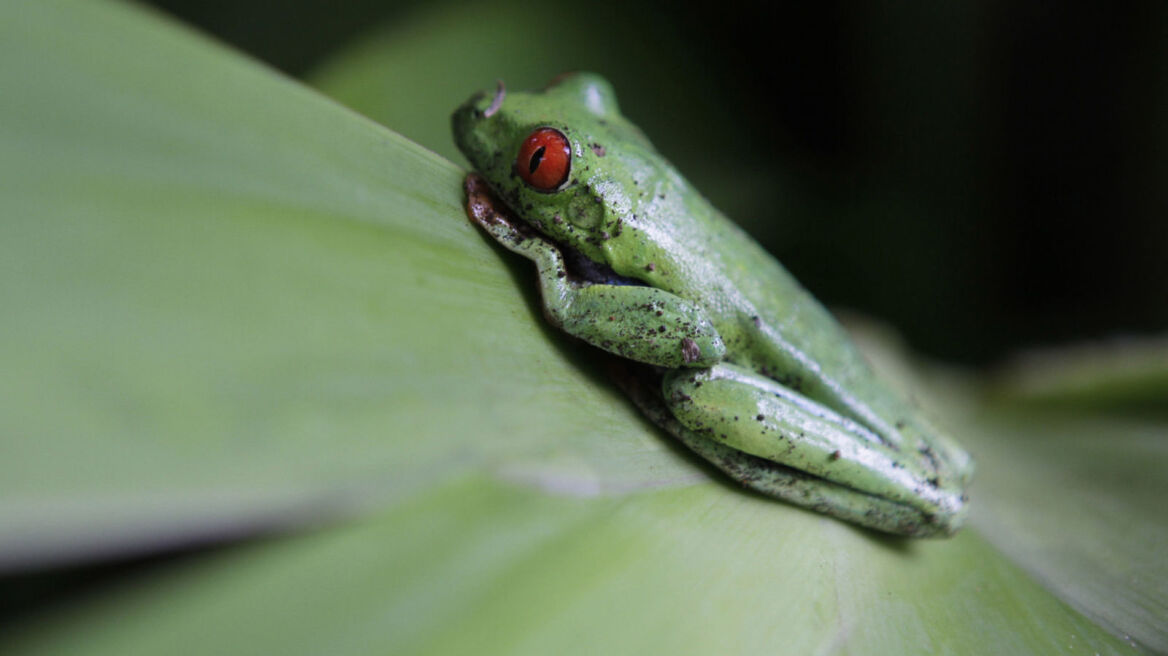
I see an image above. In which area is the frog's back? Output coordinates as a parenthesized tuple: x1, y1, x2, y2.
(609, 155, 854, 379)
(618, 160, 947, 458)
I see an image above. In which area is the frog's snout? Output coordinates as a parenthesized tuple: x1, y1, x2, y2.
(452, 80, 510, 175)
(451, 95, 483, 134)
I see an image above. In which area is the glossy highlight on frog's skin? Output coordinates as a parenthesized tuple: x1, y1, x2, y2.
(452, 73, 974, 537)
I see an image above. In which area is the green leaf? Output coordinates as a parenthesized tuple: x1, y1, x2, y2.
(0, 1, 1161, 654)
(2, 478, 1140, 655)
(988, 337, 1168, 415)
(0, 0, 691, 568)
(968, 409, 1168, 652)
(851, 322, 1168, 652)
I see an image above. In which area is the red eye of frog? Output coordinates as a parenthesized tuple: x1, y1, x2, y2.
(516, 127, 570, 191)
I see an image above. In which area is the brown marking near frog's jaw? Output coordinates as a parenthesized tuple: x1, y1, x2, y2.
(463, 173, 501, 226)
(464, 173, 539, 241)
(463, 173, 543, 251)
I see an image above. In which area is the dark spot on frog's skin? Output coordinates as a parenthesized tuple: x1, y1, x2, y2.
(680, 338, 700, 363)
(645, 262, 656, 272)
(755, 414, 764, 422)
(655, 310, 664, 317)
(829, 450, 841, 461)
(896, 420, 906, 430)
(590, 143, 606, 157)
(751, 315, 761, 327)
(657, 326, 666, 333)
(607, 316, 614, 321)
(918, 445, 940, 471)
(927, 477, 940, 488)
(734, 416, 738, 421)
(553, 214, 563, 224)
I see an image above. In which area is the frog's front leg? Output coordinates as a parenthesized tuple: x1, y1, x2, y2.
(662, 364, 967, 536)
(466, 174, 724, 368)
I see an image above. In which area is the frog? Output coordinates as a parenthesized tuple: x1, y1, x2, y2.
(451, 73, 974, 537)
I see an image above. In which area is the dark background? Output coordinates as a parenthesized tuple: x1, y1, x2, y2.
(145, 0, 1168, 365)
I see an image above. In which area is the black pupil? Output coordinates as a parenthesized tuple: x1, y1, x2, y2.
(528, 146, 545, 175)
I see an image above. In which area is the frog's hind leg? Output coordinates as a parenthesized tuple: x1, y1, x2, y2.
(675, 428, 948, 537)
(659, 364, 966, 537)
(608, 360, 951, 537)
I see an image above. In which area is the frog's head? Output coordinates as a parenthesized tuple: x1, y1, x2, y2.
(453, 73, 660, 271)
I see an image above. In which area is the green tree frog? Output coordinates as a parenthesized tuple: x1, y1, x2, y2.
(452, 73, 973, 537)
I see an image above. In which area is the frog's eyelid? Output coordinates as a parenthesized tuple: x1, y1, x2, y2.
(483, 79, 506, 118)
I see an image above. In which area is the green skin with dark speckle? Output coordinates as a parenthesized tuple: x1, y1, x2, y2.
(453, 73, 974, 537)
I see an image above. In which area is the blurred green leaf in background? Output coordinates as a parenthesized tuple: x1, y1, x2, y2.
(1, 1, 1165, 654)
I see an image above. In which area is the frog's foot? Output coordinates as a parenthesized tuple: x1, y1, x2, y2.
(661, 363, 968, 537)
